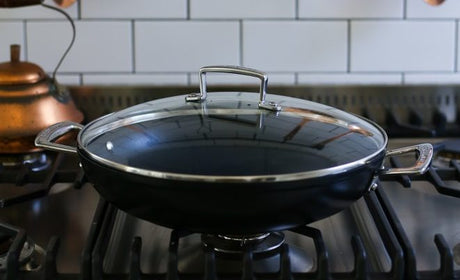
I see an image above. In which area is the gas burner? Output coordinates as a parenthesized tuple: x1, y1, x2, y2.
(0, 153, 51, 172)
(201, 232, 285, 256)
(178, 231, 313, 273)
(0, 236, 44, 272)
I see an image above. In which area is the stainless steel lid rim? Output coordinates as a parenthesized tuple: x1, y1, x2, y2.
(74, 92, 389, 183)
(76, 138, 388, 184)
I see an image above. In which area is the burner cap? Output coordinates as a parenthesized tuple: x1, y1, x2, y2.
(201, 232, 285, 256)
(0, 153, 51, 171)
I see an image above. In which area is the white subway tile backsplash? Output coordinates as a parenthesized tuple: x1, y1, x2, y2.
(0, 22, 25, 62)
(407, 0, 460, 18)
(299, 0, 403, 19)
(1, 0, 459, 86)
(0, 0, 77, 19)
(190, 0, 295, 19)
(135, 21, 239, 72)
(243, 21, 347, 72)
(404, 73, 460, 84)
(457, 25, 460, 72)
(351, 21, 455, 72)
(83, 74, 188, 85)
(55, 74, 81, 85)
(27, 21, 132, 72)
(82, 0, 186, 19)
(298, 73, 402, 85)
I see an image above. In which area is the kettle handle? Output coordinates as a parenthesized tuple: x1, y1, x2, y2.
(35, 121, 83, 154)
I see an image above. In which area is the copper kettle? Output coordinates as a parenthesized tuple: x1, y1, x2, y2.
(0, 44, 83, 153)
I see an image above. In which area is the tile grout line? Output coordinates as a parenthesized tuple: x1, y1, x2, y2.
(403, 0, 407, 19)
(131, 20, 136, 74)
(239, 19, 243, 66)
(295, 0, 299, 20)
(77, 0, 81, 19)
(347, 19, 351, 73)
(455, 20, 458, 73)
(23, 20, 28, 61)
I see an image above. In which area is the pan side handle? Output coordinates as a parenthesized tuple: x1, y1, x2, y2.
(380, 143, 433, 176)
(35, 121, 83, 154)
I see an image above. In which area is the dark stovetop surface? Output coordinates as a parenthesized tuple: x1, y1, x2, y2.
(1, 140, 459, 279)
(1, 86, 460, 279)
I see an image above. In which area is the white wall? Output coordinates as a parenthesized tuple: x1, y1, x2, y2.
(0, 0, 459, 86)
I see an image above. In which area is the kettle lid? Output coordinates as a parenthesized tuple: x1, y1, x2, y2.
(0, 44, 46, 85)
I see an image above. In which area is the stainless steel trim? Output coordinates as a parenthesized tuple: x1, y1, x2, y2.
(203, 232, 285, 254)
(79, 148, 385, 183)
(217, 233, 271, 245)
(367, 176, 380, 192)
(380, 143, 433, 175)
(34, 121, 82, 154)
(185, 65, 281, 111)
(77, 115, 389, 183)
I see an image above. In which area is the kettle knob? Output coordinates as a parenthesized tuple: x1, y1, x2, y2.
(10, 44, 20, 63)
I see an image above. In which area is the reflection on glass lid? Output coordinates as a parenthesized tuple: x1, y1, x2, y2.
(80, 92, 386, 177)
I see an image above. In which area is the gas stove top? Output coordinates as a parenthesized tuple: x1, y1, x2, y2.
(1, 86, 460, 279)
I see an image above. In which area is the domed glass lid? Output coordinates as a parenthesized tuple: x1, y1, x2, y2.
(79, 91, 386, 180)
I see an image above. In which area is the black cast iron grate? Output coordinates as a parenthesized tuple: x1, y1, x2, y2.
(1, 160, 459, 279)
(78, 198, 403, 280)
(376, 153, 460, 280)
(0, 152, 86, 208)
(1, 118, 460, 279)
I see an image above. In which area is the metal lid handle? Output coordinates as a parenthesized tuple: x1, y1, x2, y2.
(185, 66, 281, 111)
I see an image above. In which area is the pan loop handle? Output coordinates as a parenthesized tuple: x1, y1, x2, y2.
(380, 143, 433, 175)
(35, 121, 83, 154)
(185, 66, 282, 112)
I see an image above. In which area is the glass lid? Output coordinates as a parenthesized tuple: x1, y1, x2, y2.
(79, 91, 386, 179)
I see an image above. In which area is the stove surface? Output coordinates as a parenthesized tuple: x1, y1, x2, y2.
(1, 86, 460, 279)
(0, 138, 458, 279)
